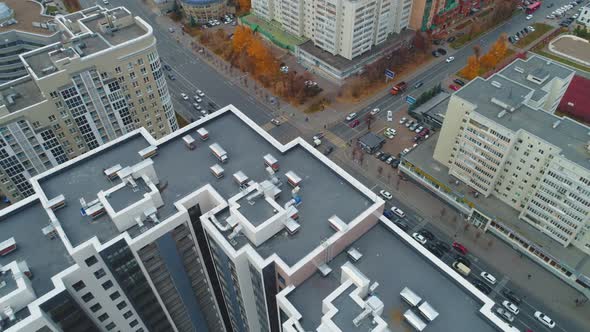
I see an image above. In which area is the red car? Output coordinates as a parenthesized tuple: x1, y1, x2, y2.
(349, 119, 360, 128)
(449, 84, 460, 91)
(453, 241, 468, 255)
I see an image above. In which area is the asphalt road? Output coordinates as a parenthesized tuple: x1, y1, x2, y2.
(329, 0, 583, 144)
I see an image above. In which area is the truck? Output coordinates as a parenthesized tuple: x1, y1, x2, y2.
(390, 81, 407, 95)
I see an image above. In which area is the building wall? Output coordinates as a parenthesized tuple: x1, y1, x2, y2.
(577, 5, 590, 26)
(180, 0, 228, 23)
(408, 0, 427, 30)
(432, 94, 473, 166)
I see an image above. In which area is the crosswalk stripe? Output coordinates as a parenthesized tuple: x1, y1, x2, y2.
(324, 131, 346, 148)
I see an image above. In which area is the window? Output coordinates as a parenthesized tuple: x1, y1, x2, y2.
(117, 301, 127, 310)
(98, 313, 109, 322)
(102, 280, 114, 290)
(109, 291, 121, 300)
(48, 115, 57, 122)
(94, 268, 106, 279)
(105, 322, 116, 331)
(123, 310, 133, 319)
(129, 320, 138, 327)
(85, 256, 98, 267)
(81, 292, 94, 302)
(115, 66, 121, 74)
(90, 303, 102, 312)
(72, 280, 86, 291)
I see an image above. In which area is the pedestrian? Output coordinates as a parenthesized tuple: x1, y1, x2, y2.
(527, 274, 531, 279)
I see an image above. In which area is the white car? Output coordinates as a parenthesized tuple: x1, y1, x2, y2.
(526, 14, 533, 20)
(527, 25, 535, 31)
(415, 126, 424, 134)
(480, 271, 497, 285)
(196, 90, 205, 97)
(386, 110, 393, 122)
(345, 112, 358, 121)
(391, 206, 406, 218)
(412, 233, 427, 245)
(384, 128, 396, 139)
(534, 311, 556, 328)
(194, 97, 202, 103)
(446, 56, 455, 63)
(502, 301, 519, 315)
(370, 108, 381, 116)
(379, 190, 392, 200)
(280, 66, 289, 73)
(399, 117, 407, 124)
(180, 93, 188, 100)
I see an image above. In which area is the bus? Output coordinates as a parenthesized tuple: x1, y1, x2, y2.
(526, 1, 541, 14)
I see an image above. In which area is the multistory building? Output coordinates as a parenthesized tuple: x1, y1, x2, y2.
(433, 55, 590, 250)
(252, 0, 411, 60)
(0, 5, 177, 202)
(0, 105, 518, 332)
(178, 0, 228, 23)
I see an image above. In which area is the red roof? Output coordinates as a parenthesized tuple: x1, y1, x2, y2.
(558, 75, 590, 123)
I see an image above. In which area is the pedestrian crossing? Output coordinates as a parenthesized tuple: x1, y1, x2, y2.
(323, 131, 347, 148)
(261, 122, 275, 131)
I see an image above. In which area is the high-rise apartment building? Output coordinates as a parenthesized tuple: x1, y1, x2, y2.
(252, 0, 411, 60)
(0, 5, 177, 203)
(432, 56, 590, 250)
(0, 105, 517, 332)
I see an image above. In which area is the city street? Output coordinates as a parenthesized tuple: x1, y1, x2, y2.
(80, 1, 589, 331)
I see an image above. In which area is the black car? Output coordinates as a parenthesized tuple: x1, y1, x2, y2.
(435, 241, 451, 253)
(163, 64, 172, 71)
(323, 146, 334, 156)
(394, 219, 409, 231)
(419, 229, 435, 241)
(437, 48, 447, 55)
(453, 79, 466, 86)
(447, 36, 456, 43)
(391, 159, 400, 168)
(473, 280, 492, 295)
(456, 255, 471, 267)
(433, 39, 443, 45)
(426, 243, 443, 257)
(168, 74, 176, 80)
(432, 50, 441, 57)
(501, 290, 522, 305)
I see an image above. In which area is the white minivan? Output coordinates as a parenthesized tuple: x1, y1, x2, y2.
(387, 110, 393, 122)
(391, 206, 406, 218)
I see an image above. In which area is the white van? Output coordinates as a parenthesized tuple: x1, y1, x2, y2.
(391, 206, 406, 218)
(387, 110, 393, 122)
(452, 261, 471, 276)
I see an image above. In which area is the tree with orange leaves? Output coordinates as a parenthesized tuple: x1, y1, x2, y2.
(247, 38, 277, 79)
(232, 26, 253, 53)
(237, 0, 252, 14)
(460, 55, 480, 80)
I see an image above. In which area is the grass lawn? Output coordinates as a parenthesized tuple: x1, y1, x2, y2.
(515, 23, 554, 48)
(534, 50, 590, 72)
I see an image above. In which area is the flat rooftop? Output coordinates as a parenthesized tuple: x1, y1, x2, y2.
(455, 76, 590, 166)
(0, 200, 71, 297)
(498, 56, 574, 101)
(403, 134, 590, 276)
(38, 134, 151, 247)
(107, 177, 150, 212)
(237, 194, 276, 227)
(81, 10, 146, 47)
(0, 0, 55, 36)
(286, 222, 497, 332)
(0, 77, 44, 112)
(37, 110, 372, 267)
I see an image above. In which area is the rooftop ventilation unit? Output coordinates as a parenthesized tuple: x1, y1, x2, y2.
(514, 66, 524, 73)
(41, 66, 56, 75)
(498, 110, 507, 118)
(491, 81, 502, 88)
(552, 120, 561, 128)
(5, 93, 20, 105)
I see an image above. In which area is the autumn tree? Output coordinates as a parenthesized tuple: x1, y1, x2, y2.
(237, 0, 252, 14)
(413, 32, 431, 54)
(63, 0, 81, 12)
(460, 55, 480, 80)
(480, 34, 508, 69)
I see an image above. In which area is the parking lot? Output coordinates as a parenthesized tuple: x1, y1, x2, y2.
(375, 109, 431, 158)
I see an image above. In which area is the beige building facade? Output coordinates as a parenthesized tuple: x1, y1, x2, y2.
(0, 5, 177, 202)
(434, 55, 590, 252)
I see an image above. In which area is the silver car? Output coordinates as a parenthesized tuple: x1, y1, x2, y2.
(496, 307, 514, 323)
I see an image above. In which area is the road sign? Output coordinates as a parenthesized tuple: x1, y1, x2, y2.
(406, 95, 416, 105)
(385, 69, 395, 79)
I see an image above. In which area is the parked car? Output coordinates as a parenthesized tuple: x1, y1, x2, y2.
(480, 271, 497, 285)
(426, 243, 443, 257)
(196, 89, 205, 97)
(270, 118, 281, 126)
(453, 78, 466, 86)
(527, 25, 535, 32)
(370, 107, 381, 115)
(313, 132, 325, 140)
(409, 123, 419, 131)
(391, 206, 406, 218)
(383, 210, 394, 219)
(446, 56, 455, 63)
(449, 84, 460, 91)
(502, 300, 520, 315)
(534, 311, 556, 328)
(168, 74, 176, 80)
(415, 126, 424, 134)
(163, 64, 172, 71)
(502, 290, 522, 305)
(453, 241, 468, 255)
(374, 151, 384, 159)
(180, 93, 189, 100)
(473, 279, 492, 295)
(393, 219, 409, 231)
(399, 117, 407, 124)
(419, 229, 435, 241)
(391, 159, 400, 168)
(192, 103, 201, 110)
(379, 190, 393, 200)
(435, 241, 451, 253)
(496, 307, 515, 323)
(526, 14, 533, 20)
(405, 120, 414, 128)
(379, 153, 391, 161)
(455, 255, 471, 267)
(432, 50, 441, 57)
(437, 48, 447, 55)
(412, 233, 427, 245)
(345, 112, 358, 121)
(349, 119, 360, 128)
